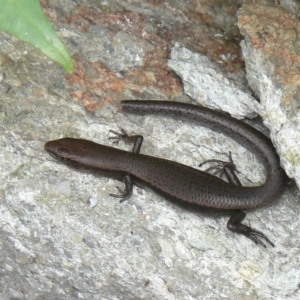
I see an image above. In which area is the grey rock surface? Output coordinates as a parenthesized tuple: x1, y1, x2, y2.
(281, 0, 300, 16)
(1, 1, 300, 299)
(1, 74, 300, 299)
(238, 3, 300, 187)
(168, 44, 260, 119)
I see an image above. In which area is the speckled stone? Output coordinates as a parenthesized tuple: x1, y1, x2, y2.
(238, 2, 300, 187)
(0, 1, 300, 299)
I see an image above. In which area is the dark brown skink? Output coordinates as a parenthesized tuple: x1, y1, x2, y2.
(45, 100, 287, 247)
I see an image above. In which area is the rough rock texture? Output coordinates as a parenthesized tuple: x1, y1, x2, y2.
(238, 2, 300, 186)
(1, 1, 300, 300)
(281, 0, 300, 16)
(168, 44, 260, 119)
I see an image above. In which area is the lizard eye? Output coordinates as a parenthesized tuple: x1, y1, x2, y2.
(56, 147, 71, 158)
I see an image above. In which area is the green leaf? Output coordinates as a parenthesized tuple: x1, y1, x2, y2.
(0, 0, 74, 73)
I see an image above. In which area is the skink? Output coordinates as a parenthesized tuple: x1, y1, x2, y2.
(45, 100, 287, 247)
